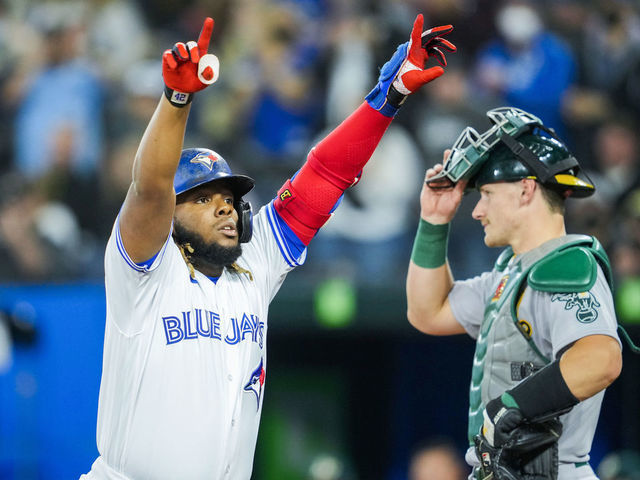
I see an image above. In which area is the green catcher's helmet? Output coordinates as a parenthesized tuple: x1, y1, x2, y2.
(427, 107, 595, 198)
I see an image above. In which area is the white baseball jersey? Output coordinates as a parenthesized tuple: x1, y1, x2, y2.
(81, 201, 306, 480)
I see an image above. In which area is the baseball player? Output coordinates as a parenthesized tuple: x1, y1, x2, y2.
(81, 15, 456, 480)
(406, 107, 623, 480)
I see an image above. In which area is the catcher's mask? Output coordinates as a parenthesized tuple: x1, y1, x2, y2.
(174, 148, 255, 243)
(427, 107, 595, 199)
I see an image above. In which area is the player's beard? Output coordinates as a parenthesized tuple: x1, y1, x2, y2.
(173, 221, 242, 269)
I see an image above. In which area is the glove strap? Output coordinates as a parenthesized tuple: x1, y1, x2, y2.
(164, 86, 193, 108)
(365, 42, 409, 117)
(386, 85, 408, 109)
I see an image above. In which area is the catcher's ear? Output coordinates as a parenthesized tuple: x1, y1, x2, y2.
(520, 178, 536, 204)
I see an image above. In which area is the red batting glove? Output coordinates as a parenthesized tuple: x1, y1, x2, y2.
(162, 17, 218, 107)
(392, 14, 456, 95)
(367, 14, 456, 116)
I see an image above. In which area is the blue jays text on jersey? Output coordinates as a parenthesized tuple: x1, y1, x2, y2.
(162, 308, 265, 347)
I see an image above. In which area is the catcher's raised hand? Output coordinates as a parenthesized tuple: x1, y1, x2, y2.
(420, 151, 466, 224)
(366, 14, 456, 117)
(162, 17, 220, 107)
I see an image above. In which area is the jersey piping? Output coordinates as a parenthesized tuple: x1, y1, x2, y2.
(266, 201, 306, 267)
(114, 215, 173, 272)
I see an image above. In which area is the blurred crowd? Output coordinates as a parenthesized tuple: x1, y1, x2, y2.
(1, 0, 640, 321)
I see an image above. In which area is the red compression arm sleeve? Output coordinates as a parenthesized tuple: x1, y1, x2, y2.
(274, 102, 393, 244)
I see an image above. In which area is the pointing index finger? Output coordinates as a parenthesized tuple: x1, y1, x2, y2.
(197, 17, 214, 56)
(411, 14, 424, 46)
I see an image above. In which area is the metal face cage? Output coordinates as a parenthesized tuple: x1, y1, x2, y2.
(428, 107, 544, 185)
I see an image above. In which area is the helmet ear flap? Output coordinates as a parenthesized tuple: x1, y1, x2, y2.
(235, 200, 253, 243)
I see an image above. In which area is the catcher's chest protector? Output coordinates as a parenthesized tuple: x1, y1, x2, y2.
(467, 235, 602, 444)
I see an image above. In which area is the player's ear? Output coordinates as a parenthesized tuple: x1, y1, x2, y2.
(520, 178, 536, 205)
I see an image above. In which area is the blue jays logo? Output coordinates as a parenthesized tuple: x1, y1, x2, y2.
(243, 358, 266, 410)
(190, 152, 219, 171)
(551, 292, 601, 323)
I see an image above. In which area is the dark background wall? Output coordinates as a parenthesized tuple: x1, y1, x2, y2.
(1, 281, 637, 480)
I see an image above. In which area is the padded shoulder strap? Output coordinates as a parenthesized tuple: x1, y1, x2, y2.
(586, 236, 613, 290)
(528, 247, 597, 293)
(527, 235, 613, 293)
(494, 247, 514, 272)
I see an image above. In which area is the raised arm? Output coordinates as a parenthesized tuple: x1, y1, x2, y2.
(119, 18, 216, 263)
(274, 15, 456, 245)
(406, 158, 467, 335)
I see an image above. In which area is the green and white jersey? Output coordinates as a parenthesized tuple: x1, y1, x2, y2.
(449, 235, 620, 478)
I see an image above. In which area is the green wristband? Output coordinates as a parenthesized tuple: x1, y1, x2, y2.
(410, 219, 450, 268)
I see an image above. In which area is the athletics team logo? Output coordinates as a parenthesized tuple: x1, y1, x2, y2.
(551, 292, 600, 323)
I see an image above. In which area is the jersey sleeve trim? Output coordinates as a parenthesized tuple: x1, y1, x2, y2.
(266, 201, 306, 267)
(115, 215, 173, 273)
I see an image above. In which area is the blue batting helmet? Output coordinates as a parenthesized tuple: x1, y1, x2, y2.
(174, 148, 255, 243)
(174, 148, 255, 198)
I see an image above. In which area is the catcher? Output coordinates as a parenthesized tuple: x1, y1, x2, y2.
(406, 107, 623, 480)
